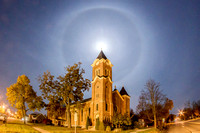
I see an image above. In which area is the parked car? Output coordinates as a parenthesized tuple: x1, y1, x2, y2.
(0, 113, 7, 123)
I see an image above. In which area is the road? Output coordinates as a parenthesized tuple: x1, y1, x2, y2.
(167, 118, 200, 133)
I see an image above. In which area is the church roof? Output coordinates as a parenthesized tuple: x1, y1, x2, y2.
(97, 50, 107, 59)
(120, 86, 130, 96)
(71, 97, 91, 105)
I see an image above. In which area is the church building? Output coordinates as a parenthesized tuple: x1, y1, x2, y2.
(50, 50, 130, 127)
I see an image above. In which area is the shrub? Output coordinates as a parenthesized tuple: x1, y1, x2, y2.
(106, 126, 111, 131)
(134, 121, 140, 129)
(86, 117, 90, 129)
(99, 122, 105, 131)
(95, 118, 100, 130)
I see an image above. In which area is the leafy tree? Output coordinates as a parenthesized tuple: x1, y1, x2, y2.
(38, 70, 62, 119)
(166, 114, 176, 123)
(112, 112, 122, 128)
(137, 79, 173, 128)
(156, 98, 174, 120)
(112, 112, 131, 128)
(46, 98, 65, 119)
(57, 62, 91, 128)
(179, 99, 200, 120)
(7, 75, 44, 124)
(39, 62, 91, 128)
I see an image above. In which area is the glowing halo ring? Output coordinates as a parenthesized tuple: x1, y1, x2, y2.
(60, 6, 143, 79)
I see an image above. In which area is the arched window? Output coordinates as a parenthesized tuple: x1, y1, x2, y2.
(114, 105, 118, 112)
(96, 104, 98, 111)
(105, 103, 108, 111)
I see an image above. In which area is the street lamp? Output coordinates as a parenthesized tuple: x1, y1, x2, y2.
(179, 110, 184, 116)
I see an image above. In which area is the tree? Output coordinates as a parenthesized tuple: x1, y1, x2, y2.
(179, 99, 200, 120)
(130, 109, 139, 129)
(39, 62, 91, 128)
(166, 114, 176, 123)
(38, 70, 62, 119)
(112, 112, 131, 128)
(137, 79, 173, 128)
(7, 75, 44, 124)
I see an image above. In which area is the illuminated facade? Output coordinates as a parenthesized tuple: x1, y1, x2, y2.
(49, 50, 130, 127)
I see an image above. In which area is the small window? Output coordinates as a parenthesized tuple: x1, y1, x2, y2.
(89, 108, 90, 116)
(106, 103, 108, 111)
(96, 104, 98, 111)
(96, 70, 98, 76)
(98, 69, 100, 75)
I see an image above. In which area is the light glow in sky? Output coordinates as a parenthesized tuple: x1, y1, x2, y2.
(95, 41, 108, 52)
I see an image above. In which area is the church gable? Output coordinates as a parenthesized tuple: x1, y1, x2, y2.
(120, 86, 130, 96)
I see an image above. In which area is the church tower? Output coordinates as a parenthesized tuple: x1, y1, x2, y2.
(91, 50, 113, 124)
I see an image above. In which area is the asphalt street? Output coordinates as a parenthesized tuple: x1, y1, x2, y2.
(167, 118, 200, 133)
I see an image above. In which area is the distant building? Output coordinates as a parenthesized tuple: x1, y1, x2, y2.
(29, 112, 45, 123)
(48, 50, 130, 127)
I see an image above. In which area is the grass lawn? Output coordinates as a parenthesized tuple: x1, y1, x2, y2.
(0, 123, 39, 132)
(33, 124, 138, 133)
(0, 118, 157, 133)
(0, 119, 39, 132)
(31, 124, 158, 133)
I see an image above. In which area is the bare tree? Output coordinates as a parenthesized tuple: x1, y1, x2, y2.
(137, 79, 167, 128)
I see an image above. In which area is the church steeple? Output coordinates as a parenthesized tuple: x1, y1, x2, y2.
(91, 50, 113, 123)
(97, 50, 107, 60)
(120, 86, 130, 96)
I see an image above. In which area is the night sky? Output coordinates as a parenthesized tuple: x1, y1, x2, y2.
(0, 0, 200, 114)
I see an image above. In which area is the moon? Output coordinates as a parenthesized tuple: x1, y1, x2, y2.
(61, 7, 142, 81)
(96, 41, 108, 52)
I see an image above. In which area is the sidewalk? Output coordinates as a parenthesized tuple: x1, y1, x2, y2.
(33, 127, 50, 133)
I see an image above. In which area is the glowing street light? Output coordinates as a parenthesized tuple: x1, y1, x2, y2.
(179, 110, 184, 116)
